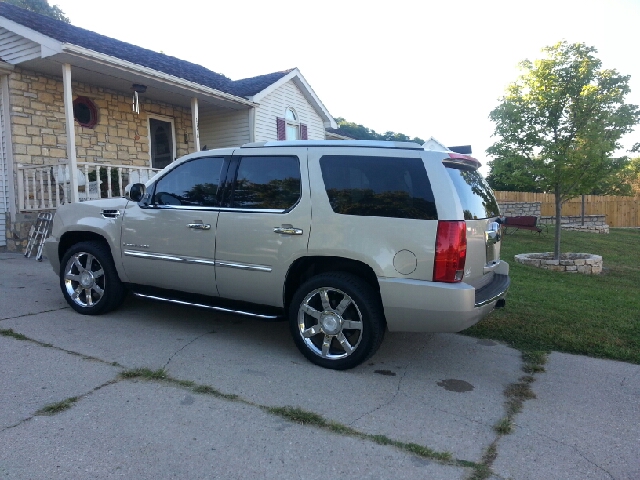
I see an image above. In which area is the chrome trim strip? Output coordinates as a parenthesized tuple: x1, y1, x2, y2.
(217, 207, 286, 214)
(152, 205, 286, 214)
(123, 250, 216, 266)
(154, 205, 221, 211)
(216, 260, 271, 272)
(132, 293, 280, 319)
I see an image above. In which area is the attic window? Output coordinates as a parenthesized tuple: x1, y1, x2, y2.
(285, 107, 299, 140)
(73, 96, 98, 129)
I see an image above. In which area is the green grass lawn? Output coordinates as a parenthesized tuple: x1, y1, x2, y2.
(462, 228, 640, 364)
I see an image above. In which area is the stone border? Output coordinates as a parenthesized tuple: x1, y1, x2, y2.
(514, 253, 603, 274)
(560, 224, 609, 234)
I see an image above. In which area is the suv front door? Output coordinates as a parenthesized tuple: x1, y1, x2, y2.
(214, 147, 310, 307)
(120, 156, 225, 296)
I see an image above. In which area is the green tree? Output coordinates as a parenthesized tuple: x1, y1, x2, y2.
(334, 117, 425, 145)
(2, 0, 69, 23)
(487, 41, 640, 258)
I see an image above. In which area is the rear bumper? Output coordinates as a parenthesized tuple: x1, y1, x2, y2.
(379, 262, 510, 333)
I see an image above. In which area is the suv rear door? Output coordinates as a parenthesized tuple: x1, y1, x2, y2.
(214, 146, 310, 307)
(443, 157, 502, 289)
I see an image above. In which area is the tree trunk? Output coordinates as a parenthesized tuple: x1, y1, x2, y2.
(554, 186, 562, 260)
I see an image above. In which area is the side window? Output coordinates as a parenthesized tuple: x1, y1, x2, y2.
(153, 157, 224, 207)
(231, 156, 301, 210)
(320, 155, 438, 220)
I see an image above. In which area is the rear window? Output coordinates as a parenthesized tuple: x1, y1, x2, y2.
(445, 166, 500, 219)
(320, 155, 437, 220)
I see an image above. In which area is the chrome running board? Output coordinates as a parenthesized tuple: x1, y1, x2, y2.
(132, 292, 281, 320)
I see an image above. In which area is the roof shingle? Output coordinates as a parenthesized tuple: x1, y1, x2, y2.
(0, 3, 290, 98)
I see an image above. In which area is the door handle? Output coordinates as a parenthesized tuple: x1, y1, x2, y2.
(188, 223, 211, 230)
(273, 225, 303, 235)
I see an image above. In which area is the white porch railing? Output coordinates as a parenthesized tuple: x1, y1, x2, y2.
(17, 161, 161, 212)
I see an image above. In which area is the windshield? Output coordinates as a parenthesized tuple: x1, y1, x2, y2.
(445, 166, 500, 220)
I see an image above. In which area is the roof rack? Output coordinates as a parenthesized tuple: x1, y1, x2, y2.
(241, 140, 424, 150)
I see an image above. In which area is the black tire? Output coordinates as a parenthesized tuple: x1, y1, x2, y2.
(59, 241, 126, 315)
(289, 272, 385, 370)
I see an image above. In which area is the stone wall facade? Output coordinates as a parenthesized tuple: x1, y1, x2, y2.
(498, 201, 541, 218)
(4, 67, 199, 253)
(538, 214, 607, 227)
(9, 66, 195, 168)
(4, 211, 52, 253)
(498, 201, 609, 232)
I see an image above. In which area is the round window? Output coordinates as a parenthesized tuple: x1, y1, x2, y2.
(73, 96, 98, 128)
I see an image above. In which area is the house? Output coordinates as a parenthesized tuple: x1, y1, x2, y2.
(0, 3, 337, 252)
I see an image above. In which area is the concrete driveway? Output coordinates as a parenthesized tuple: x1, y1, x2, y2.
(1, 253, 638, 479)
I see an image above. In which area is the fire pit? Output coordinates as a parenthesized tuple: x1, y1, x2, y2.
(514, 253, 603, 274)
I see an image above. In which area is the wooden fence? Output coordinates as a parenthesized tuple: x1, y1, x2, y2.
(494, 192, 640, 228)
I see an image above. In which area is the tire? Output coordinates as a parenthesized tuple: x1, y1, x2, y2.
(289, 272, 385, 370)
(60, 241, 126, 315)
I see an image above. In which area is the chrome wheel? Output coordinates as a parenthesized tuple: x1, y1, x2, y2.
(63, 251, 106, 308)
(297, 286, 364, 360)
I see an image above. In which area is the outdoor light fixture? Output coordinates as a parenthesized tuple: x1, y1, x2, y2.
(131, 84, 147, 114)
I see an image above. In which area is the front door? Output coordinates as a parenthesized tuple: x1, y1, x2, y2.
(214, 147, 310, 307)
(120, 156, 225, 296)
(149, 118, 174, 169)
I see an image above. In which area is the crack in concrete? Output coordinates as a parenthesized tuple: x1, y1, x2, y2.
(511, 423, 617, 480)
(163, 330, 216, 370)
(0, 327, 123, 368)
(0, 306, 70, 321)
(348, 345, 426, 427)
(0, 378, 120, 434)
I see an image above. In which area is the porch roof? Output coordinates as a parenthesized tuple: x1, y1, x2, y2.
(0, 3, 295, 110)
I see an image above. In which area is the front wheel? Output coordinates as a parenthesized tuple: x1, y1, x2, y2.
(60, 241, 126, 315)
(289, 272, 385, 370)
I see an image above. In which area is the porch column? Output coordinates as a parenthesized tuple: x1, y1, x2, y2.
(249, 107, 256, 143)
(62, 63, 79, 202)
(191, 97, 200, 152)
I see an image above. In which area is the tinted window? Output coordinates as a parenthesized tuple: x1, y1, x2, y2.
(320, 155, 437, 220)
(232, 156, 301, 209)
(445, 166, 500, 219)
(153, 157, 224, 207)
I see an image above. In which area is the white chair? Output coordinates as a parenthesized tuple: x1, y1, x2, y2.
(128, 169, 150, 185)
(54, 165, 101, 202)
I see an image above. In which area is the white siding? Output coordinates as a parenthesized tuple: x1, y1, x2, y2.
(0, 28, 41, 64)
(0, 83, 7, 247)
(255, 80, 325, 142)
(199, 109, 250, 149)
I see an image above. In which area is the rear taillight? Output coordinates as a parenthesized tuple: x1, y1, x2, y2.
(433, 221, 467, 283)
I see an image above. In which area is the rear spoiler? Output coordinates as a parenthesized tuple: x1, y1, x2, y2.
(442, 152, 482, 169)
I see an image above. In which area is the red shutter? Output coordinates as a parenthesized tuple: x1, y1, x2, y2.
(300, 123, 308, 140)
(276, 117, 285, 140)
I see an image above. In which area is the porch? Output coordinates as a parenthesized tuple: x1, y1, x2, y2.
(16, 161, 160, 211)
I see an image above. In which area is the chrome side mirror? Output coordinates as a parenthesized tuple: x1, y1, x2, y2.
(125, 183, 146, 202)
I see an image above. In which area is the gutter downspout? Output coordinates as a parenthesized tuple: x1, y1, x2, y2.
(62, 63, 78, 203)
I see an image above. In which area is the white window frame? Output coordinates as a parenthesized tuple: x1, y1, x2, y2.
(147, 114, 177, 168)
(284, 107, 299, 140)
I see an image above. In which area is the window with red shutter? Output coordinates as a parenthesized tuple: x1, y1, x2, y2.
(276, 117, 286, 140)
(300, 123, 308, 140)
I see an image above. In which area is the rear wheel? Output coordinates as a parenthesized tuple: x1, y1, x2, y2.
(289, 272, 385, 370)
(60, 241, 126, 315)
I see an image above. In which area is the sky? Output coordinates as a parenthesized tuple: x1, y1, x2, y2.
(52, 0, 640, 174)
